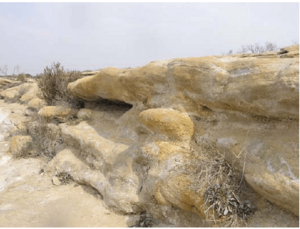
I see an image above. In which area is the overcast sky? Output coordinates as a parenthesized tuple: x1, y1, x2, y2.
(0, 2, 298, 75)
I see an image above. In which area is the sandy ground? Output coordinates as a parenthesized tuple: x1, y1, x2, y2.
(0, 102, 129, 227)
(0, 151, 129, 227)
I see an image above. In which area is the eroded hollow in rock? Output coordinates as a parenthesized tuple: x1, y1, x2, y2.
(84, 98, 133, 111)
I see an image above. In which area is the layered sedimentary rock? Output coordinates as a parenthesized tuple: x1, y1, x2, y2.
(66, 45, 299, 224)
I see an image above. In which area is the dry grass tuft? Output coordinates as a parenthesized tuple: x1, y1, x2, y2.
(197, 156, 254, 227)
(197, 157, 255, 227)
(178, 140, 256, 227)
(37, 62, 83, 108)
(130, 211, 159, 227)
(55, 172, 74, 185)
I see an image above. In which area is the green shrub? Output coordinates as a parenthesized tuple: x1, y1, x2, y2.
(37, 62, 83, 108)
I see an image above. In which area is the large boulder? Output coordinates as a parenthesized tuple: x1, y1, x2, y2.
(68, 46, 298, 120)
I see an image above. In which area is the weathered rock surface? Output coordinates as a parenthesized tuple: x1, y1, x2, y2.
(77, 108, 92, 120)
(67, 45, 299, 222)
(9, 135, 33, 158)
(139, 108, 194, 142)
(69, 46, 298, 120)
(38, 106, 78, 122)
(27, 97, 46, 110)
(0, 45, 298, 227)
(0, 151, 128, 227)
(0, 100, 29, 141)
(0, 78, 21, 91)
(0, 83, 39, 102)
(0, 98, 129, 227)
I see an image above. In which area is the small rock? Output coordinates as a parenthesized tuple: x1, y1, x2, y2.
(52, 176, 62, 186)
(77, 108, 92, 120)
(9, 135, 33, 158)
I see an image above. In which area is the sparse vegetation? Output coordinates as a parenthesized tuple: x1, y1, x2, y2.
(130, 211, 159, 227)
(172, 135, 256, 227)
(190, 155, 255, 227)
(37, 62, 83, 108)
(55, 172, 74, 185)
(17, 73, 26, 82)
(223, 41, 278, 55)
(26, 112, 63, 159)
(0, 65, 8, 76)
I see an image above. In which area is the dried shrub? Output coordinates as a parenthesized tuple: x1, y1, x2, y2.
(17, 73, 26, 82)
(174, 139, 255, 227)
(37, 62, 83, 108)
(191, 155, 255, 227)
(4, 85, 28, 104)
(198, 157, 255, 226)
(130, 211, 159, 227)
(222, 41, 279, 55)
(236, 42, 278, 54)
(55, 172, 74, 185)
(26, 112, 63, 160)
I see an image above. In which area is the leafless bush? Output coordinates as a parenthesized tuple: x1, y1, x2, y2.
(174, 137, 255, 227)
(223, 42, 279, 55)
(189, 155, 255, 227)
(222, 50, 234, 55)
(37, 62, 83, 108)
(237, 42, 278, 54)
(17, 73, 26, 82)
(0, 65, 8, 76)
(26, 112, 63, 159)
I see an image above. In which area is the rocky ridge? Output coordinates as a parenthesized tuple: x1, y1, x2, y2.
(0, 45, 298, 227)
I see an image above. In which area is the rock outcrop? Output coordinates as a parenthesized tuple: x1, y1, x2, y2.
(0, 46, 298, 227)
(67, 45, 299, 222)
(38, 106, 78, 122)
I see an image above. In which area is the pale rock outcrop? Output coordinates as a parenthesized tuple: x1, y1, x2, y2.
(0, 78, 21, 91)
(139, 108, 194, 142)
(0, 101, 29, 140)
(0, 83, 39, 102)
(65, 45, 299, 223)
(27, 97, 46, 110)
(68, 47, 298, 119)
(46, 147, 140, 213)
(20, 83, 40, 102)
(38, 106, 78, 122)
(81, 71, 100, 77)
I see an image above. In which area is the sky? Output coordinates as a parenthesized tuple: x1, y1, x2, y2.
(0, 2, 299, 75)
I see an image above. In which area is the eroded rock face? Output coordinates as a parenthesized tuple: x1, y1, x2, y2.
(67, 45, 299, 222)
(139, 108, 194, 141)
